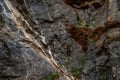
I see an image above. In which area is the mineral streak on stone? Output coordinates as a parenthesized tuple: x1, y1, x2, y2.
(0, 0, 120, 80)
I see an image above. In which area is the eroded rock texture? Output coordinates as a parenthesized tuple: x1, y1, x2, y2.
(0, 0, 120, 80)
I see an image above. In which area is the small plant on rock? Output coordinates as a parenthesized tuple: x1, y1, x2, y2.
(70, 67, 80, 78)
(77, 22, 88, 28)
(98, 67, 108, 80)
(45, 73, 60, 80)
(79, 55, 87, 72)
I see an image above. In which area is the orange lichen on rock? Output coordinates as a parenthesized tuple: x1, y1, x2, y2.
(65, 20, 120, 51)
(91, 27, 105, 41)
(104, 20, 120, 30)
(63, 0, 92, 9)
(91, 2, 102, 9)
(66, 24, 94, 51)
(63, 0, 103, 10)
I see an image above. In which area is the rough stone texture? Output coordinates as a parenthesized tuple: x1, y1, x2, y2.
(0, 0, 120, 80)
(0, 0, 55, 80)
(82, 26, 120, 80)
(109, 42, 120, 80)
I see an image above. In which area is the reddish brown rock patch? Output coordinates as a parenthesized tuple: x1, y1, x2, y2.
(65, 21, 120, 51)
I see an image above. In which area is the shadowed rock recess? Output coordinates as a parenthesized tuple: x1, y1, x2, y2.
(0, 0, 120, 80)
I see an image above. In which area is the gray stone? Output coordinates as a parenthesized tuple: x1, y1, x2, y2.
(109, 42, 120, 80)
(96, 56, 108, 66)
(83, 60, 95, 74)
(0, 0, 120, 80)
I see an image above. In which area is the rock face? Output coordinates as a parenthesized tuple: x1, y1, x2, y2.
(109, 42, 120, 80)
(82, 27, 120, 80)
(0, 0, 120, 80)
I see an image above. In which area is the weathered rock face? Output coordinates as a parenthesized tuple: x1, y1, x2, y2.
(0, 0, 120, 80)
(109, 41, 120, 80)
(82, 27, 120, 80)
(0, 0, 55, 80)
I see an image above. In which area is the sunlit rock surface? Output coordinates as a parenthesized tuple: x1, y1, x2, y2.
(0, 0, 120, 80)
